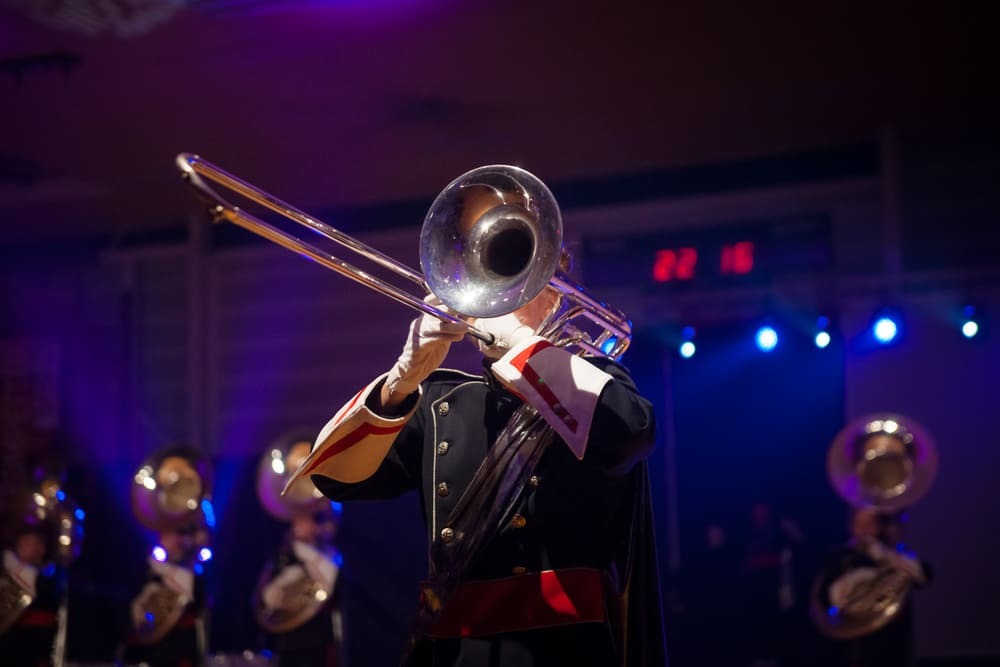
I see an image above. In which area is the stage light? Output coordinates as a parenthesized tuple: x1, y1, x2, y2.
(961, 305, 979, 339)
(74, 508, 85, 521)
(755, 326, 778, 352)
(198, 547, 213, 562)
(815, 316, 831, 349)
(873, 317, 899, 344)
(600, 336, 619, 355)
(152, 546, 167, 562)
(201, 499, 216, 528)
(678, 326, 696, 358)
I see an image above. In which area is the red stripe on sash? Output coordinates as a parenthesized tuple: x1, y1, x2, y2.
(509, 340, 578, 433)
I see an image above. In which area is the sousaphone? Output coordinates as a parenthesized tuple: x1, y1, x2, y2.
(129, 445, 212, 645)
(811, 413, 938, 639)
(255, 432, 340, 634)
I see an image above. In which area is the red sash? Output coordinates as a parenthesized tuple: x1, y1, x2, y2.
(426, 568, 606, 638)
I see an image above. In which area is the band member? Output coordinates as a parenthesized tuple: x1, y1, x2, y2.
(286, 275, 666, 666)
(256, 503, 344, 667)
(0, 521, 65, 667)
(126, 446, 212, 667)
(822, 508, 932, 667)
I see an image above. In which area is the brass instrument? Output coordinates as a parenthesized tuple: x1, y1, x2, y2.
(129, 446, 212, 645)
(175, 154, 631, 359)
(255, 433, 341, 634)
(0, 469, 83, 661)
(811, 414, 938, 639)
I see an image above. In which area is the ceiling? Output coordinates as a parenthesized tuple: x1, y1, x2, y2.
(0, 0, 996, 246)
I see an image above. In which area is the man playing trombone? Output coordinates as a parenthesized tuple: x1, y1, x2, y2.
(286, 281, 666, 666)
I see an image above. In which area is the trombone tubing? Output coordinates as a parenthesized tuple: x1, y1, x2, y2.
(176, 153, 494, 344)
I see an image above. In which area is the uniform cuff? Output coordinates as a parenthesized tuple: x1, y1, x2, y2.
(490, 337, 613, 459)
(285, 373, 418, 486)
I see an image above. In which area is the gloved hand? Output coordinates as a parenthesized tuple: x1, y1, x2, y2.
(473, 312, 537, 360)
(384, 295, 467, 397)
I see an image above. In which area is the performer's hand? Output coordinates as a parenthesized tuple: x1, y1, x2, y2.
(473, 312, 536, 360)
(383, 295, 466, 405)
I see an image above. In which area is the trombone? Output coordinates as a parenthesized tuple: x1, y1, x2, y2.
(175, 154, 631, 359)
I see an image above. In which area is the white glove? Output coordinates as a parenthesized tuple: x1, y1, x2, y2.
(385, 295, 467, 396)
(473, 312, 536, 360)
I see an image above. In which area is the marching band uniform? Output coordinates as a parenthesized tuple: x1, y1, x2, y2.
(288, 303, 666, 666)
(258, 535, 344, 667)
(823, 537, 932, 667)
(0, 547, 64, 667)
(124, 541, 207, 667)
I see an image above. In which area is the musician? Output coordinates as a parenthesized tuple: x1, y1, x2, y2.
(287, 276, 666, 666)
(257, 503, 344, 667)
(0, 521, 64, 667)
(825, 507, 932, 667)
(125, 521, 208, 667)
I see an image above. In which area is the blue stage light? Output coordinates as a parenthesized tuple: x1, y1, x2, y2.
(198, 547, 213, 562)
(201, 499, 216, 528)
(873, 317, 899, 344)
(679, 341, 696, 358)
(600, 336, 619, 355)
(961, 305, 979, 338)
(755, 326, 778, 352)
(814, 331, 831, 349)
(74, 508, 85, 521)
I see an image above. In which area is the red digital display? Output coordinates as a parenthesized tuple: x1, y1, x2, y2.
(652, 242, 755, 283)
(720, 241, 755, 275)
(652, 247, 698, 282)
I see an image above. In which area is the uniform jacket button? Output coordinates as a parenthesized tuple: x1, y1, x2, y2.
(437, 441, 450, 456)
(528, 475, 540, 488)
(440, 527, 455, 543)
(437, 481, 450, 497)
(511, 566, 527, 575)
(510, 514, 527, 529)
(437, 401, 450, 416)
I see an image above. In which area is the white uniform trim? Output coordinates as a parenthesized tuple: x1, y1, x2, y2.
(286, 373, 419, 487)
(491, 336, 613, 460)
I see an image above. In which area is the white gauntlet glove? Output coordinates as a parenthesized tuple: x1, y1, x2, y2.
(385, 295, 467, 396)
(473, 312, 536, 360)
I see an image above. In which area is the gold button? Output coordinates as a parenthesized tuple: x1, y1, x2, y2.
(528, 475, 540, 488)
(440, 527, 455, 543)
(437, 401, 450, 416)
(510, 514, 526, 529)
(437, 482, 450, 497)
(511, 566, 527, 575)
(437, 441, 450, 456)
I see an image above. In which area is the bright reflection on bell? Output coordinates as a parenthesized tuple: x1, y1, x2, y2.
(883, 420, 899, 434)
(59, 535, 71, 546)
(271, 458, 285, 474)
(152, 546, 167, 562)
(186, 499, 197, 510)
(142, 477, 157, 491)
(315, 589, 329, 602)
